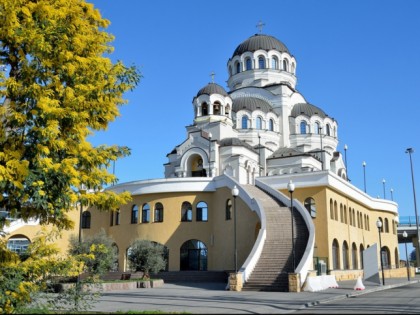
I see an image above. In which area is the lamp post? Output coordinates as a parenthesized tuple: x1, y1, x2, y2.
(403, 231, 411, 281)
(231, 185, 239, 273)
(376, 219, 385, 285)
(390, 188, 394, 201)
(406, 147, 420, 267)
(344, 144, 348, 180)
(288, 180, 296, 272)
(258, 133, 261, 177)
(208, 132, 212, 177)
(382, 179, 386, 199)
(363, 161, 367, 193)
(76, 185, 87, 309)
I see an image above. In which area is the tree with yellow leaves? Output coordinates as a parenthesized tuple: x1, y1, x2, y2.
(0, 0, 140, 231)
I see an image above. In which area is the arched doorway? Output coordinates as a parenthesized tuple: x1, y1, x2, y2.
(180, 240, 207, 271)
(189, 154, 206, 177)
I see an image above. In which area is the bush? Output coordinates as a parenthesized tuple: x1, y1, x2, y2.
(127, 240, 166, 279)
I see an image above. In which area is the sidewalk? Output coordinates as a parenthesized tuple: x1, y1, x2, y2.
(92, 276, 420, 314)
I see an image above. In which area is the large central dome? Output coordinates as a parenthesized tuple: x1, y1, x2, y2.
(232, 34, 290, 58)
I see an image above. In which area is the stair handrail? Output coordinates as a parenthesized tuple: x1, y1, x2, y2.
(255, 178, 315, 286)
(213, 175, 267, 282)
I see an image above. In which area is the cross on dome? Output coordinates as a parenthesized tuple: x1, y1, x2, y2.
(256, 20, 265, 33)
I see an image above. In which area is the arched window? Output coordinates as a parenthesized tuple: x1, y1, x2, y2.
(181, 201, 192, 222)
(384, 218, 389, 233)
(82, 211, 91, 229)
(342, 241, 349, 269)
(258, 56, 265, 69)
(213, 101, 221, 115)
(381, 246, 390, 269)
(360, 244, 365, 269)
(256, 117, 262, 130)
(241, 116, 248, 129)
(340, 204, 344, 223)
(282, 59, 289, 71)
(315, 122, 320, 134)
(332, 239, 340, 270)
(202, 103, 208, 116)
(142, 203, 150, 223)
(304, 197, 316, 218)
(245, 57, 252, 70)
(291, 62, 296, 74)
(343, 206, 347, 224)
(268, 119, 274, 131)
(7, 237, 30, 254)
(300, 121, 307, 134)
(352, 243, 358, 269)
(196, 201, 208, 222)
(180, 240, 207, 271)
(326, 124, 331, 136)
(110, 211, 114, 226)
(235, 61, 241, 74)
(330, 199, 334, 220)
(131, 205, 138, 224)
(334, 201, 338, 221)
(226, 199, 232, 220)
(272, 57, 278, 69)
(154, 202, 164, 222)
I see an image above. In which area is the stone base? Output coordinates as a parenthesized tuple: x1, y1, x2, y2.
(288, 273, 301, 293)
(229, 272, 243, 291)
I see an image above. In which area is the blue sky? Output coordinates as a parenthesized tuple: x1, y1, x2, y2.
(88, 0, 420, 229)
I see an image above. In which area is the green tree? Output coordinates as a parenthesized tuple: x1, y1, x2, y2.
(68, 228, 117, 277)
(0, 0, 141, 231)
(127, 240, 166, 279)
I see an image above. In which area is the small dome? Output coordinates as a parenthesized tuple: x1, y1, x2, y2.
(291, 103, 327, 118)
(232, 97, 273, 113)
(196, 83, 228, 97)
(232, 34, 290, 58)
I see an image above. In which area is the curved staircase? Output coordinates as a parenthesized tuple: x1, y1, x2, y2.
(241, 185, 309, 291)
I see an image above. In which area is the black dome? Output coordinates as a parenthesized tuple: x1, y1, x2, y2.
(196, 83, 228, 97)
(232, 97, 273, 113)
(232, 34, 290, 58)
(291, 103, 327, 118)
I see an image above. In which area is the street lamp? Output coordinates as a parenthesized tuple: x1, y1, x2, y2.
(288, 180, 296, 272)
(344, 144, 349, 181)
(376, 219, 385, 285)
(403, 231, 411, 281)
(231, 185, 239, 273)
(382, 179, 386, 199)
(76, 184, 87, 309)
(258, 133, 261, 177)
(208, 132, 212, 177)
(362, 161, 367, 193)
(390, 188, 394, 201)
(406, 147, 420, 267)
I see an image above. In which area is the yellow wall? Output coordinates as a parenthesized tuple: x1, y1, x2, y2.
(83, 187, 260, 272)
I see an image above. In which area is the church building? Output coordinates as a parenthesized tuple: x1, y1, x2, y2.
(4, 30, 401, 291)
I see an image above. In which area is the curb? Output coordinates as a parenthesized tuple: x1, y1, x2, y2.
(303, 279, 420, 309)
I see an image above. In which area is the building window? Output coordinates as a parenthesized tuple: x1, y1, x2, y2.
(154, 202, 164, 222)
(272, 57, 278, 70)
(115, 209, 120, 225)
(300, 121, 307, 134)
(256, 117, 262, 130)
(304, 197, 316, 218)
(245, 57, 252, 70)
(359, 244, 364, 269)
(142, 203, 150, 223)
(7, 237, 30, 254)
(110, 211, 114, 226)
(196, 201, 208, 222)
(181, 201, 192, 222)
(258, 56, 265, 69)
(384, 218, 389, 233)
(131, 205, 138, 224)
(180, 239, 207, 271)
(241, 116, 248, 129)
(332, 239, 340, 270)
(235, 61, 241, 74)
(342, 241, 349, 269)
(326, 124, 331, 136)
(315, 122, 320, 134)
(82, 211, 91, 229)
(202, 103, 208, 116)
(226, 199, 232, 220)
(330, 199, 334, 220)
(269, 119, 274, 131)
(282, 59, 289, 71)
(352, 243, 358, 269)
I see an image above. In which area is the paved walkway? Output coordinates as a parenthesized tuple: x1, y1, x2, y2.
(91, 276, 420, 314)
